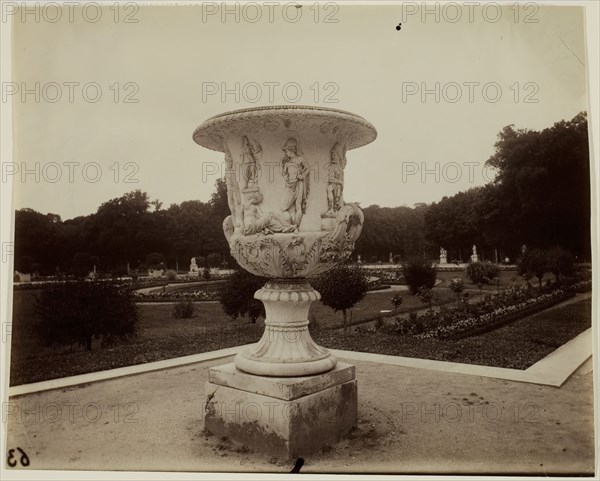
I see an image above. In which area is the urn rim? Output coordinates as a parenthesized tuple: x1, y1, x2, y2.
(193, 104, 377, 152)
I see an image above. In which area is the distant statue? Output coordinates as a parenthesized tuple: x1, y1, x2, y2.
(521, 244, 527, 255)
(324, 141, 346, 216)
(242, 191, 296, 235)
(240, 135, 262, 190)
(470, 244, 479, 263)
(281, 137, 310, 227)
(357, 254, 362, 264)
(472, 245, 477, 256)
(439, 247, 447, 264)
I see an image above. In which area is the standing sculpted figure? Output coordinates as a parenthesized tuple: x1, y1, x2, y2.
(224, 144, 242, 229)
(281, 138, 310, 227)
(241, 135, 262, 190)
(325, 141, 346, 215)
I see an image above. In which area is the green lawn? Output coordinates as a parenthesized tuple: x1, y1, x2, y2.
(7, 270, 572, 386)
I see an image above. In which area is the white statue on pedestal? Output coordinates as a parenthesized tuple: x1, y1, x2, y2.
(470, 244, 479, 263)
(189, 257, 199, 276)
(439, 247, 447, 265)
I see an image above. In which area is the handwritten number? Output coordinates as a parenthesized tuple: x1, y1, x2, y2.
(7, 447, 29, 467)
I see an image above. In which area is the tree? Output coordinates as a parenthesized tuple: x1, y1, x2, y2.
(486, 112, 590, 259)
(35, 281, 138, 351)
(546, 247, 574, 282)
(402, 257, 437, 295)
(219, 268, 267, 322)
(518, 248, 548, 288)
(449, 278, 464, 305)
(145, 252, 166, 269)
(207, 253, 222, 268)
(311, 264, 369, 331)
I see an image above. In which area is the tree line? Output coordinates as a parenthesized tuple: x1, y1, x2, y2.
(13, 112, 590, 275)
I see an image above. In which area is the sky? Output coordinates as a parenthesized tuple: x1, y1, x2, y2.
(10, 2, 589, 220)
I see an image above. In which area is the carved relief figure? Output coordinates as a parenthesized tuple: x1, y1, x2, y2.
(281, 137, 310, 227)
(325, 141, 346, 215)
(241, 135, 262, 190)
(330, 203, 364, 245)
(224, 144, 242, 229)
(242, 191, 296, 235)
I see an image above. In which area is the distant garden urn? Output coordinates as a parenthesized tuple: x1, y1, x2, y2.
(193, 106, 377, 377)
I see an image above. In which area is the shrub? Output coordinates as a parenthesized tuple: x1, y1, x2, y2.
(402, 257, 437, 295)
(518, 248, 549, 288)
(219, 268, 267, 322)
(172, 300, 195, 319)
(546, 247, 574, 281)
(35, 281, 138, 351)
(449, 277, 465, 304)
(392, 255, 402, 264)
(391, 293, 404, 309)
(311, 264, 369, 331)
(203, 267, 211, 280)
(466, 261, 499, 286)
(166, 269, 177, 281)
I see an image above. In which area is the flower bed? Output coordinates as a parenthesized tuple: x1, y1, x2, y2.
(417, 288, 573, 340)
(134, 289, 220, 302)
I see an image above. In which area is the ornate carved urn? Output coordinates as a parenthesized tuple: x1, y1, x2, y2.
(193, 106, 376, 377)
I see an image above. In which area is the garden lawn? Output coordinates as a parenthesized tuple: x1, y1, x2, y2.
(8, 281, 579, 385)
(309, 289, 456, 329)
(313, 296, 592, 370)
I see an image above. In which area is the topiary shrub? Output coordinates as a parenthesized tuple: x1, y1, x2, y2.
(219, 268, 267, 323)
(35, 281, 138, 351)
(311, 264, 369, 331)
(466, 261, 499, 286)
(518, 248, 549, 288)
(546, 247, 574, 282)
(172, 300, 195, 319)
(402, 257, 437, 295)
(166, 269, 177, 281)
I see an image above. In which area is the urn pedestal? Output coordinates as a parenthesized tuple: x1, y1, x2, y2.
(193, 106, 376, 457)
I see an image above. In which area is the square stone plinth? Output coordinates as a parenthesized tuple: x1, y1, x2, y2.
(203, 362, 357, 459)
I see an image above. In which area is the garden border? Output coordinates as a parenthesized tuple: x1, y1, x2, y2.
(8, 327, 591, 397)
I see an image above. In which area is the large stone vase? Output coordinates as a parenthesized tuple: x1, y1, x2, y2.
(193, 105, 377, 457)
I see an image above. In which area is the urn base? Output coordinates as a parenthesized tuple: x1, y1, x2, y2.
(204, 362, 357, 459)
(233, 279, 337, 377)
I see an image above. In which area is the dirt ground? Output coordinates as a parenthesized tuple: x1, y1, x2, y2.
(6, 354, 594, 475)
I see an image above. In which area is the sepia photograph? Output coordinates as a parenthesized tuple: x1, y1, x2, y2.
(0, 1, 598, 479)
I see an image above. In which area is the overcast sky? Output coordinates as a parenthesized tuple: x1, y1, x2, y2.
(11, 2, 588, 220)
